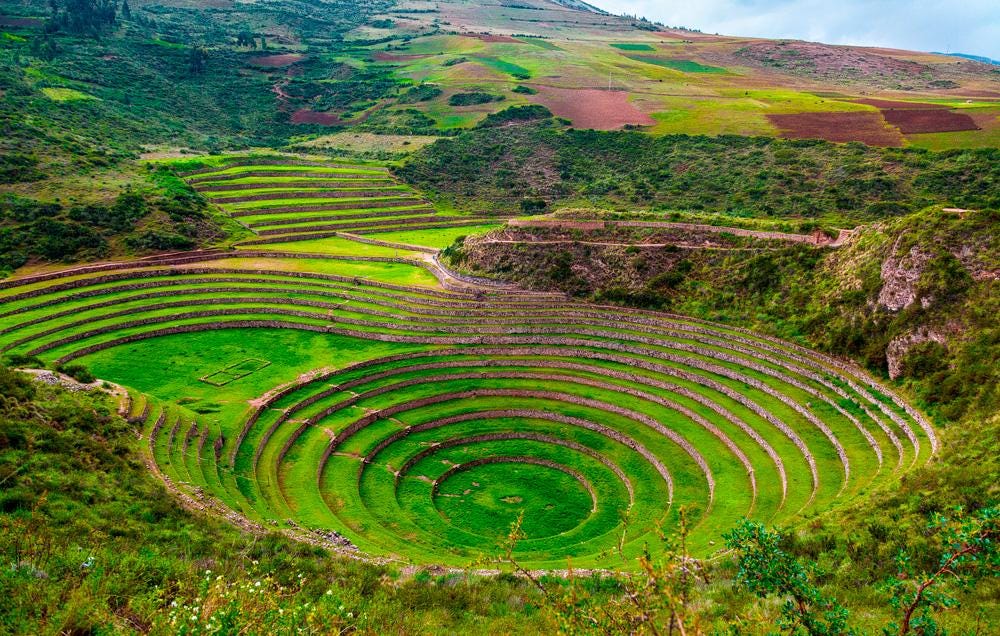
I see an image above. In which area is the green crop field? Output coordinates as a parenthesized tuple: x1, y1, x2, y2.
(628, 56, 728, 74)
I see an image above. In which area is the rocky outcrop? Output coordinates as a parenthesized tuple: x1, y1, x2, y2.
(878, 236, 932, 311)
(886, 326, 952, 379)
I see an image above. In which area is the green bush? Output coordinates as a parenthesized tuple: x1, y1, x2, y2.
(56, 363, 96, 383)
(448, 92, 504, 107)
(479, 105, 553, 128)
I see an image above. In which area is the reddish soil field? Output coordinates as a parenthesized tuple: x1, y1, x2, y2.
(528, 87, 655, 130)
(248, 54, 305, 68)
(768, 112, 904, 147)
(882, 109, 980, 134)
(291, 110, 344, 125)
(373, 52, 431, 62)
(853, 98, 948, 109)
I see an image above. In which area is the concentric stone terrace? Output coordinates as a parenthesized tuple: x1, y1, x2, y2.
(0, 251, 935, 568)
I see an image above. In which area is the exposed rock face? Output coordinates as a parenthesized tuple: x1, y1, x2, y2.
(886, 326, 951, 379)
(878, 236, 931, 311)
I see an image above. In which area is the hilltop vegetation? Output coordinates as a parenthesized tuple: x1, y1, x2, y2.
(400, 122, 1000, 223)
(0, 168, 231, 274)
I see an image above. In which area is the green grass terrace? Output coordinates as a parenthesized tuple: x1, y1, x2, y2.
(0, 249, 936, 569)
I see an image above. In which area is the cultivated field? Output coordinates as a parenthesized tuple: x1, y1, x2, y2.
(181, 158, 495, 246)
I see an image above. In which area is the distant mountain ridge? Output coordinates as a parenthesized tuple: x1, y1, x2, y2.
(550, 0, 609, 14)
(936, 52, 1000, 66)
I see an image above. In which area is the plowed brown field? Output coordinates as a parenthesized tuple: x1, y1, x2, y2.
(768, 112, 904, 146)
(529, 87, 655, 130)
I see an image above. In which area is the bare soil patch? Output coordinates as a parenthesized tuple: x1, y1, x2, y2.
(291, 110, 344, 125)
(248, 54, 305, 68)
(882, 109, 980, 134)
(528, 87, 654, 130)
(768, 111, 903, 147)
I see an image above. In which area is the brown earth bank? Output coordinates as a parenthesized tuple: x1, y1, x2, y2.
(494, 224, 827, 248)
(454, 229, 739, 296)
(767, 111, 904, 146)
(528, 87, 655, 130)
(247, 53, 305, 67)
(290, 109, 346, 125)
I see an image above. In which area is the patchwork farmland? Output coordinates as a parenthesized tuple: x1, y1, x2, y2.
(0, 203, 936, 566)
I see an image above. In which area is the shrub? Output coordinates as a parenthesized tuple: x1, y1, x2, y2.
(56, 363, 96, 384)
(398, 83, 443, 104)
(520, 198, 547, 213)
(125, 230, 196, 251)
(0, 153, 44, 184)
(478, 105, 552, 128)
(3, 354, 44, 369)
(448, 92, 504, 107)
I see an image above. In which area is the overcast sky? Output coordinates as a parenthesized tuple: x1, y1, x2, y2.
(594, 0, 1000, 61)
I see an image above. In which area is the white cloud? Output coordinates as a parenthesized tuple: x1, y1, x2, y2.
(595, 0, 1000, 60)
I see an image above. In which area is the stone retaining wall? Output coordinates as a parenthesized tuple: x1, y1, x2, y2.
(211, 189, 407, 205)
(196, 180, 392, 193)
(228, 199, 426, 217)
(189, 172, 391, 185)
(177, 160, 387, 178)
(255, 215, 441, 236)
(245, 208, 435, 228)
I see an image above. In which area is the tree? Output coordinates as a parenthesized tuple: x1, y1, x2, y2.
(236, 31, 257, 48)
(188, 46, 208, 75)
(881, 506, 999, 635)
(120, 0, 130, 20)
(46, 0, 118, 37)
(724, 520, 852, 635)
